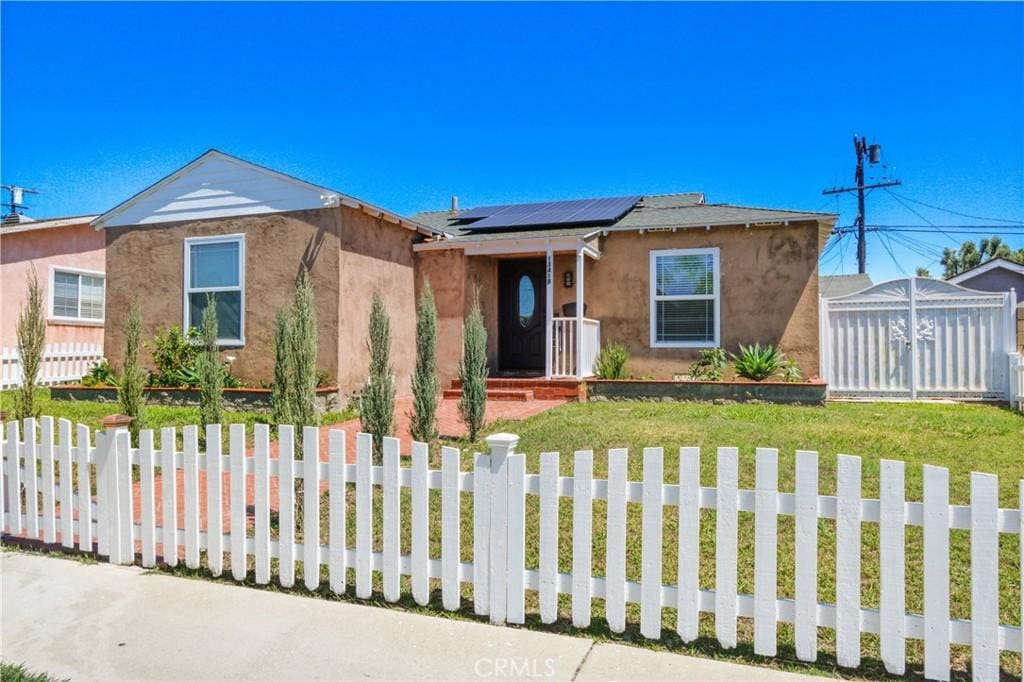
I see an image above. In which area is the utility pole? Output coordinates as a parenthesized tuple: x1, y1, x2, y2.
(822, 136, 902, 274)
(1, 184, 39, 222)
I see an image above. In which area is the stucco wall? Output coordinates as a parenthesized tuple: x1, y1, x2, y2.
(954, 268, 1024, 295)
(415, 249, 467, 385)
(335, 210, 418, 399)
(588, 222, 822, 377)
(0, 223, 106, 348)
(104, 208, 342, 385)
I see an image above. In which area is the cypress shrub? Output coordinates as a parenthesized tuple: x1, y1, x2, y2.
(196, 294, 224, 430)
(270, 307, 294, 426)
(458, 289, 488, 442)
(409, 283, 440, 444)
(14, 270, 46, 420)
(360, 290, 395, 461)
(290, 269, 318, 431)
(118, 301, 147, 440)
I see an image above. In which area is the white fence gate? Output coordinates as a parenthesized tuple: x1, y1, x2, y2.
(2, 417, 1022, 680)
(0, 343, 104, 390)
(821, 277, 1018, 400)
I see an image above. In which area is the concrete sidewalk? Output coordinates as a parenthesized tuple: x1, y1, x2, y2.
(1, 551, 822, 681)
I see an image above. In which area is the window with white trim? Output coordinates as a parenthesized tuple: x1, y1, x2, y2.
(649, 248, 720, 347)
(50, 269, 105, 322)
(184, 234, 245, 345)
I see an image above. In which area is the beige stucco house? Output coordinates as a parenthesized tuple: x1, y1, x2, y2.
(95, 150, 443, 396)
(413, 195, 835, 383)
(96, 149, 836, 400)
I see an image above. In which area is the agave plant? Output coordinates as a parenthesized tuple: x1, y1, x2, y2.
(733, 342, 784, 381)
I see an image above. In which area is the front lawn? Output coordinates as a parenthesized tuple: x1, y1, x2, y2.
(433, 400, 1023, 677)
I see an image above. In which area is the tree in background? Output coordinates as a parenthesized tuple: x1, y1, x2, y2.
(14, 270, 46, 420)
(458, 288, 488, 442)
(270, 308, 294, 426)
(940, 236, 1024, 278)
(118, 301, 147, 440)
(290, 269, 318, 432)
(915, 266, 931, 277)
(409, 283, 440, 444)
(360, 290, 395, 462)
(196, 295, 224, 430)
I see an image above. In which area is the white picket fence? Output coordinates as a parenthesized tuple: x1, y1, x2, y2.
(0, 343, 103, 389)
(1, 418, 1022, 681)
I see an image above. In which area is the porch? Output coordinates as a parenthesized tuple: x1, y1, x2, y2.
(486, 240, 602, 379)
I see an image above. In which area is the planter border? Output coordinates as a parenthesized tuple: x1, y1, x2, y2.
(49, 385, 340, 414)
(585, 378, 827, 405)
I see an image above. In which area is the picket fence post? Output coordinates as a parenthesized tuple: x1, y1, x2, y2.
(484, 432, 518, 625)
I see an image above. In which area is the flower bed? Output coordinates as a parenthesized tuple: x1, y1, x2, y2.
(586, 378, 827, 405)
(50, 385, 339, 414)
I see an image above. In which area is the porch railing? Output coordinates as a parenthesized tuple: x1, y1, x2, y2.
(551, 317, 601, 378)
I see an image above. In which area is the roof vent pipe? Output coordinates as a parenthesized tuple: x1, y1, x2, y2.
(450, 196, 459, 214)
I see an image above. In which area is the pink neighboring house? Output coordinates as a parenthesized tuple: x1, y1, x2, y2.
(1, 215, 105, 350)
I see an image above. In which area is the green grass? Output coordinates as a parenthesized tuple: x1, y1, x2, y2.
(0, 662, 66, 682)
(361, 400, 1024, 679)
(4, 397, 1021, 678)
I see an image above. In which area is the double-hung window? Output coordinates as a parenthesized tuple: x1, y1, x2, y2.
(50, 267, 105, 322)
(649, 247, 720, 347)
(183, 234, 245, 345)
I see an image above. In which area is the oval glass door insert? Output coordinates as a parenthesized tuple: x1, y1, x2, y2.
(518, 274, 536, 327)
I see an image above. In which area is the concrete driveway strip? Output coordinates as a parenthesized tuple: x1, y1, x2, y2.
(1, 551, 824, 681)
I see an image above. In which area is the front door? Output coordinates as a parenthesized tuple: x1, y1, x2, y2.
(498, 258, 547, 372)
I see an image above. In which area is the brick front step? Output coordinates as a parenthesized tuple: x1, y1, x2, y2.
(442, 388, 534, 402)
(449, 377, 585, 401)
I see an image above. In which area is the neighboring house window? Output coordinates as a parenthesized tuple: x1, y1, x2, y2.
(50, 268, 105, 322)
(183, 234, 245, 345)
(649, 247, 720, 347)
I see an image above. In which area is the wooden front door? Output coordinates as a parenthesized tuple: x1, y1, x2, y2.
(498, 259, 547, 372)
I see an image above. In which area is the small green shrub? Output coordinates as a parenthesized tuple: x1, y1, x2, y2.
(360, 290, 395, 461)
(118, 301, 147, 439)
(290, 269, 319, 432)
(458, 288, 488, 442)
(780, 359, 803, 383)
(594, 342, 630, 379)
(81, 359, 118, 387)
(315, 369, 334, 388)
(147, 326, 202, 387)
(196, 294, 224, 429)
(689, 347, 728, 381)
(733, 342, 784, 381)
(14, 270, 46, 420)
(271, 309, 294, 425)
(409, 283, 440, 444)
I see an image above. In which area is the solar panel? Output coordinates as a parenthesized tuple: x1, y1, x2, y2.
(458, 195, 641, 230)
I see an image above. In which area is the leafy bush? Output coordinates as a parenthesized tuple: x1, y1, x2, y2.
(196, 295, 224, 429)
(271, 309, 294, 425)
(81, 359, 118, 387)
(409, 283, 440, 443)
(689, 347, 728, 381)
(780, 359, 803, 383)
(290, 270, 319, 431)
(594, 342, 630, 379)
(458, 289, 488, 442)
(14, 270, 46, 420)
(315, 369, 334, 388)
(360, 290, 395, 461)
(147, 326, 202, 387)
(119, 302, 147, 439)
(733, 343, 784, 381)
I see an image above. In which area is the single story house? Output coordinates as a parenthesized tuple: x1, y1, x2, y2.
(96, 149, 836, 399)
(948, 257, 1024, 350)
(94, 149, 445, 395)
(413, 195, 835, 382)
(1, 214, 105, 350)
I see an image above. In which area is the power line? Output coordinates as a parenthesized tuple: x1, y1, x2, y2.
(878, 231, 907, 275)
(883, 188, 963, 246)
(886, 191, 1023, 224)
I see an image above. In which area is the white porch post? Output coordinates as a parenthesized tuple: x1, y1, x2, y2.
(575, 247, 584, 380)
(545, 249, 554, 379)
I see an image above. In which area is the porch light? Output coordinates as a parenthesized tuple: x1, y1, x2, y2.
(563, 270, 573, 288)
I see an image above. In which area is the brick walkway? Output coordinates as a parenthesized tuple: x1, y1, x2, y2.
(114, 395, 567, 539)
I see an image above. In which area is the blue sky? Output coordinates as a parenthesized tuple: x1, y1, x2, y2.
(2, 2, 1022, 281)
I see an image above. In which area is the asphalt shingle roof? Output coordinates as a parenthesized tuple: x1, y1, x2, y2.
(411, 192, 835, 242)
(820, 274, 874, 298)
